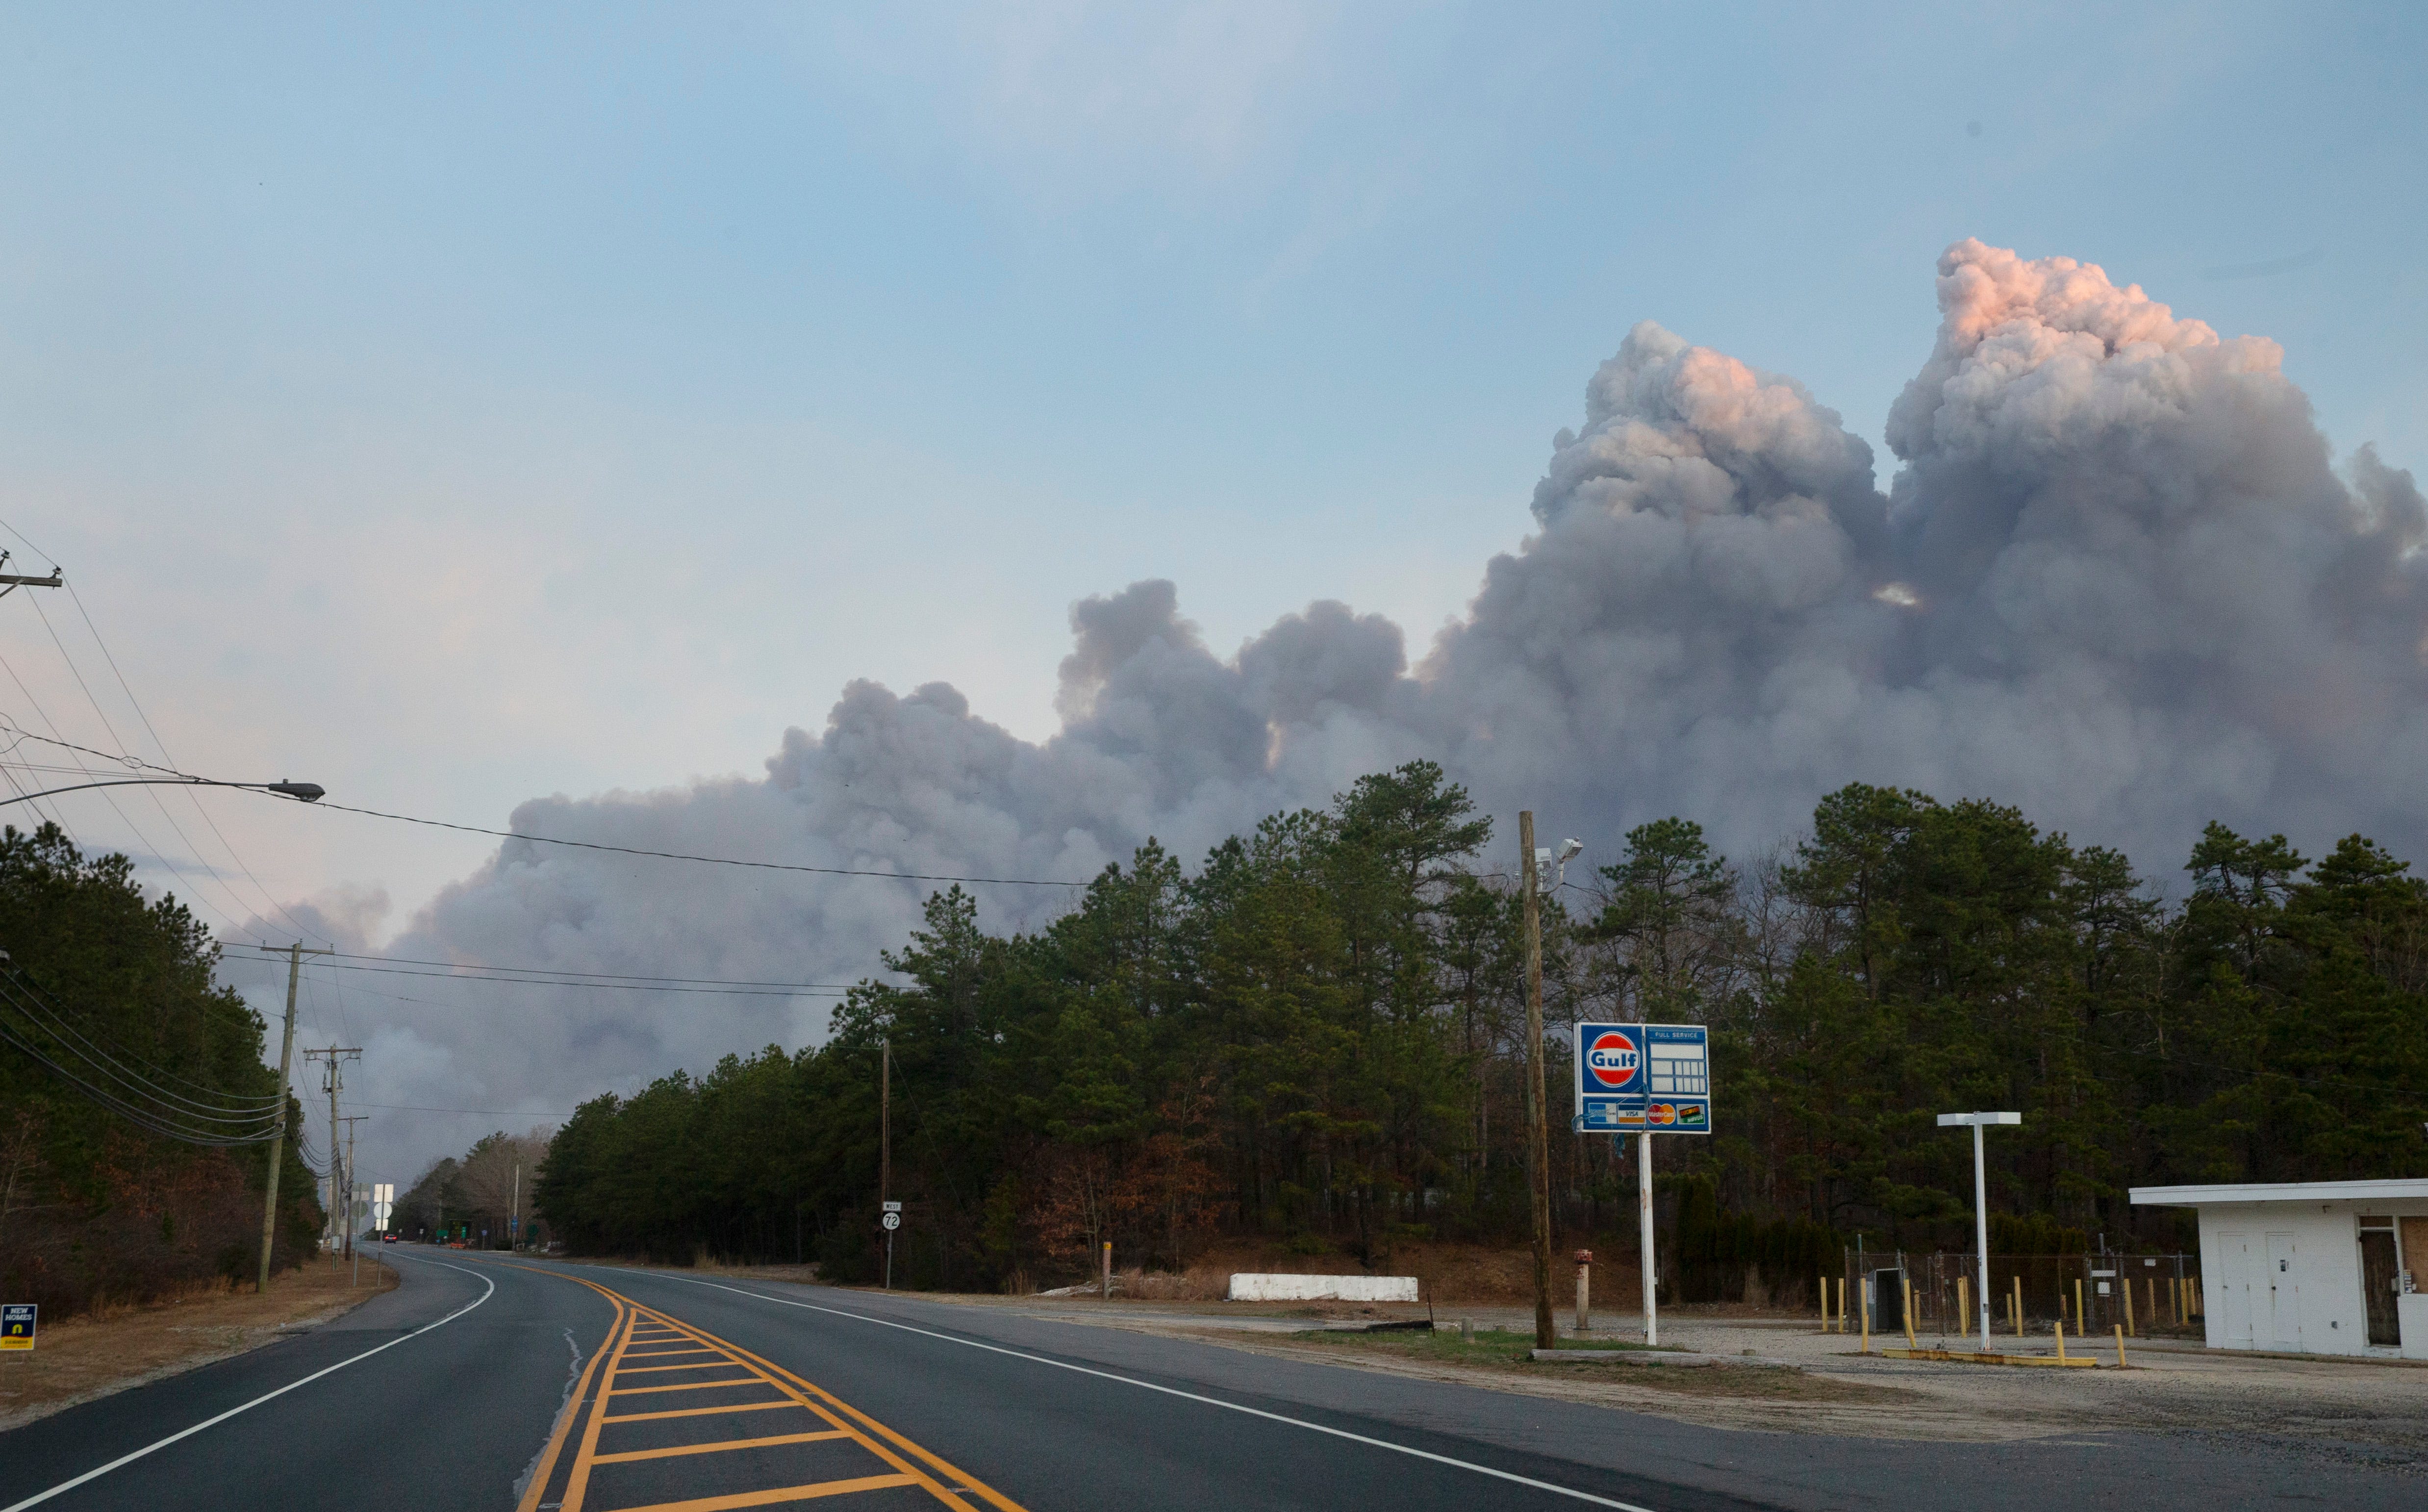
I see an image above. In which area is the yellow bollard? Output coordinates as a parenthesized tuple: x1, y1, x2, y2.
(2114, 1324, 2127, 1368)
(1959, 1276, 1971, 1337)
(1903, 1279, 1918, 1348)
(2124, 1272, 2135, 1337)
(1860, 1280, 1871, 1354)
(2055, 1316, 2067, 1364)
(2076, 1278, 2087, 1334)
(1819, 1273, 1828, 1332)
(1838, 1275, 1848, 1334)
(2013, 1275, 2024, 1338)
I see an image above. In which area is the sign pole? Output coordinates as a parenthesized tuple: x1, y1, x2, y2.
(1973, 1122, 1991, 1351)
(1937, 1111, 2019, 1352)
(1639, 1131, 1657, 1347)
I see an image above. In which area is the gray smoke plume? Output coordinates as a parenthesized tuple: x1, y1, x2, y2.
(234, 240, 2428, 1175)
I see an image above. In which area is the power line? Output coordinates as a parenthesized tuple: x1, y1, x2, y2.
(0, 648, 262, 942)
(0, 978, 282, 1115)
(304, 798, 1089, 887)
(61, 579, 336, 948)
(355, 1102, 574, 1117)
(5, 726, 1091, 889)
(20, 592, 275, 941)
(0, 989, 281, 1146)
(315, 949, 861, 988)
(300, 959, 852, 996)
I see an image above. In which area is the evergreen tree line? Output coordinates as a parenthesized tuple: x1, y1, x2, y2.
(534, 767, 2428, 1295)
(0, 825, 322, 1316)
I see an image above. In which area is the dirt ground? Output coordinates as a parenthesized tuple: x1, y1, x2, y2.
(0, 1252, 400, 1432)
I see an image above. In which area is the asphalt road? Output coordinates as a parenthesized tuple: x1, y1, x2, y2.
(4, 1251, 2419, 1512)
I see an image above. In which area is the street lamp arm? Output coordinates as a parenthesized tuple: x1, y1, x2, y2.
(1, 776, 325, 808)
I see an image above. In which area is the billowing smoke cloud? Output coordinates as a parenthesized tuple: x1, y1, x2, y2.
(240, 240, 2428, 1176)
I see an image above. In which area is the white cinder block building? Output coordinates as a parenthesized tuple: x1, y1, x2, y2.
(2129, 1179, 2428, 1358)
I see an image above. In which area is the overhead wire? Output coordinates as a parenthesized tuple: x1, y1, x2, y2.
(0, 643, 261, 942)
(60, 577, 336, 948)
(305, 959, 851, 996)
(0, 974, 282, 1114)
(1, 727, 1091, 888)
(21, 590, 278, 943)
(0, 981, 282, 1144)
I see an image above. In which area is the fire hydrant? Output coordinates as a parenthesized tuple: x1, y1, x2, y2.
(1575, 1249, 1594, 1334)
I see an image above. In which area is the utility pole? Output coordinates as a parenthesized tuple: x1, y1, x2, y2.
(336, 1115, 367, 1281)
(304, 1044, 360, 1265)
(1520, 811, 1554, 1350)
(511, 1163, 520, 1252)
(252, 943, 329, 1293)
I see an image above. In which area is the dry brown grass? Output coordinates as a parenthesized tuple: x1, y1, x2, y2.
(0, 1253, 398, 1431)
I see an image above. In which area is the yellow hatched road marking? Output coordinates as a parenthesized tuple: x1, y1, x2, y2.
(610, 1377, 776, 1396)
(518, 1269, 1031, 1512)
(625, 1347, 721, 1359)
(513, 1283, 627, 1512)
(613, 1475, 918, 1512)
(605, 1401, 810, 1425)
(557, 1302, 645, 1512)
(619, 1361, 748, 1375)
(707, 1337, 1026, 1512)
(592, 1430, 851, 1464)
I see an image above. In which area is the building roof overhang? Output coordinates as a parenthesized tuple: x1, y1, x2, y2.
(2129, 1178, 2428, 1207)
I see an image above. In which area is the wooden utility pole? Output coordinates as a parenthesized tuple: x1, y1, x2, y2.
(305, 1044, 360, 1266)
(253, 943, 328, 1292)
(335, 1115, 367, 1278)
(1520, 811, 1554, 1349)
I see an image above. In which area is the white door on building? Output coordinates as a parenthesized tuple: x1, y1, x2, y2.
(2219, 1232, 2255, 1347)
(2266, 1232, 2302, 1350)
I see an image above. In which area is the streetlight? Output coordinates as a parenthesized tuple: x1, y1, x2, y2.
(1938, 1111, 2021, 1350)
(2, 776, 325, 807)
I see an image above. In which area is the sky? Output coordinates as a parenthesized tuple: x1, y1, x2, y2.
(2, 1, 2424, 1188)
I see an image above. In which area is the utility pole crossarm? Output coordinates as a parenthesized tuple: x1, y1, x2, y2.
(0, 571, 61, 587)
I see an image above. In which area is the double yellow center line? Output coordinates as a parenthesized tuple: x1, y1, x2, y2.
(515, 1270, 1028, 1512)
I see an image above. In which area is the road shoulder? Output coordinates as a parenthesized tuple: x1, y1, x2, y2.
(0, 1254, 401, 1433)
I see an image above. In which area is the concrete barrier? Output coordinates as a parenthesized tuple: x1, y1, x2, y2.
(1227, 1273, 1419, 1303)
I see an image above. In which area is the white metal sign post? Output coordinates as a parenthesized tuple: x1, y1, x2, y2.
(1576, 1022, 1710, 1348)
(1937, 1111, 2021, 1351)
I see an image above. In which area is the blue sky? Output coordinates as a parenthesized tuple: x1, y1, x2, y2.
(1, 0, 2423, 943)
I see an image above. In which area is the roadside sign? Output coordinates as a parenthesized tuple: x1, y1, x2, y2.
(1574, 1022, 1710, 1134)
(881, 1212, 902, 1231)
(0, 1304, 33, 1351)
(1643, 1024, 1711, 1135)
(1573, 1022, 1647, 1131)
(882, 1201, 902, 1212)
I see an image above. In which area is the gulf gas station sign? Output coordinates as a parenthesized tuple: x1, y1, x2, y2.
(1573, 1022, 1710, 1134)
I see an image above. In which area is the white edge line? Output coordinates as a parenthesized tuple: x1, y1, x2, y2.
(604, 1266, 1659, 1512)
(2, 1255, 496, 1512)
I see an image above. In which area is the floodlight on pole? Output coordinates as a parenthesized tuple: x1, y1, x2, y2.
(1938, 1111, 2021, 1351)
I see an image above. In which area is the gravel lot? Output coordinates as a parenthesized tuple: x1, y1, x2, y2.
(908, 1291, 2428, 1462)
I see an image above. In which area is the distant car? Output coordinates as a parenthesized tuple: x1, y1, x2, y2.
(382, 1233, 397, 1243)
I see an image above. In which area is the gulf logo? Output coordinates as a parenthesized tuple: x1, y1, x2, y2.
(1585, 1030, 1640, 1091)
